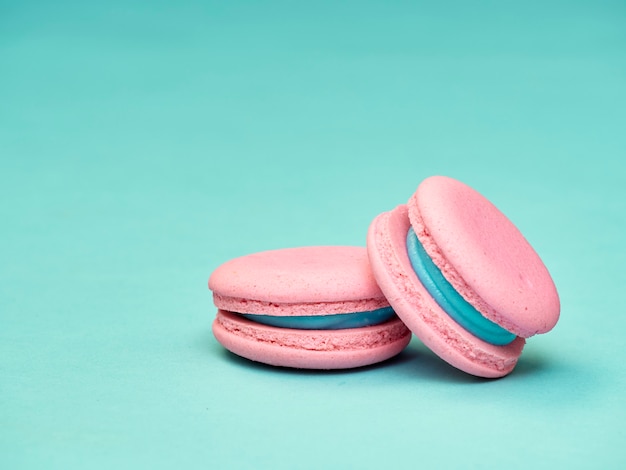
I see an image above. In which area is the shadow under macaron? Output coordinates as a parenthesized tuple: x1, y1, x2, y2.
(204, 328, 553, 382)
(397, 340, 556, 383)
(214, 341, 420, 376)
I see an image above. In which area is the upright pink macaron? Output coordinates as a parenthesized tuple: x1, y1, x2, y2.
(367, 176, 560, 378)
(209, 246, 411, 369)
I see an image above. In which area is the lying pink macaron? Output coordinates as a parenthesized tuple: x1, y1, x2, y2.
(367, 176, 560, 378)
(209, 246, 411, 369)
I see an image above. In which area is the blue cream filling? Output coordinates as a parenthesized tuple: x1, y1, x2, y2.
(241, 307, 396, 330)
(406, 227, 516, 346)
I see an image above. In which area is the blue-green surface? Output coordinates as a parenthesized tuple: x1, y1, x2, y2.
(1, 1, 625, 469)
(406, 227, 516, 345)
(242, 307, 396, 330)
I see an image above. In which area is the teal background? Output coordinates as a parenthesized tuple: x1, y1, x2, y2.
(1, 1, 625, 468)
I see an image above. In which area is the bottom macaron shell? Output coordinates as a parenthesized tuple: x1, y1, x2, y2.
(367, 205, 525, 378)
(213, 310, 412, 369)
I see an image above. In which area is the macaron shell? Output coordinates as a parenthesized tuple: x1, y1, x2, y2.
(409, 176, 560, 337)
(209, 246, 387, 310)
(367, 205, 525, 378)
(213, 310, 412, 369)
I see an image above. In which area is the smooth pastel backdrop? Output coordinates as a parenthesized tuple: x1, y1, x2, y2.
(1, 1, 625, 468)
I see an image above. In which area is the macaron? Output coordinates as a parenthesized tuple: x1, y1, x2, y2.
(209, 246, 412, 369)
(367, 176, 560, 378)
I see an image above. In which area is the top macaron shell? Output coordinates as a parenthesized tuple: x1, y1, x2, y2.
(408, 176, 560, 338)
(209, 246, 390, 316)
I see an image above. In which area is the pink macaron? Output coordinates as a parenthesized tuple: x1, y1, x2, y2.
(209, 246, 411, 369)
(367, 176, 560, 378)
